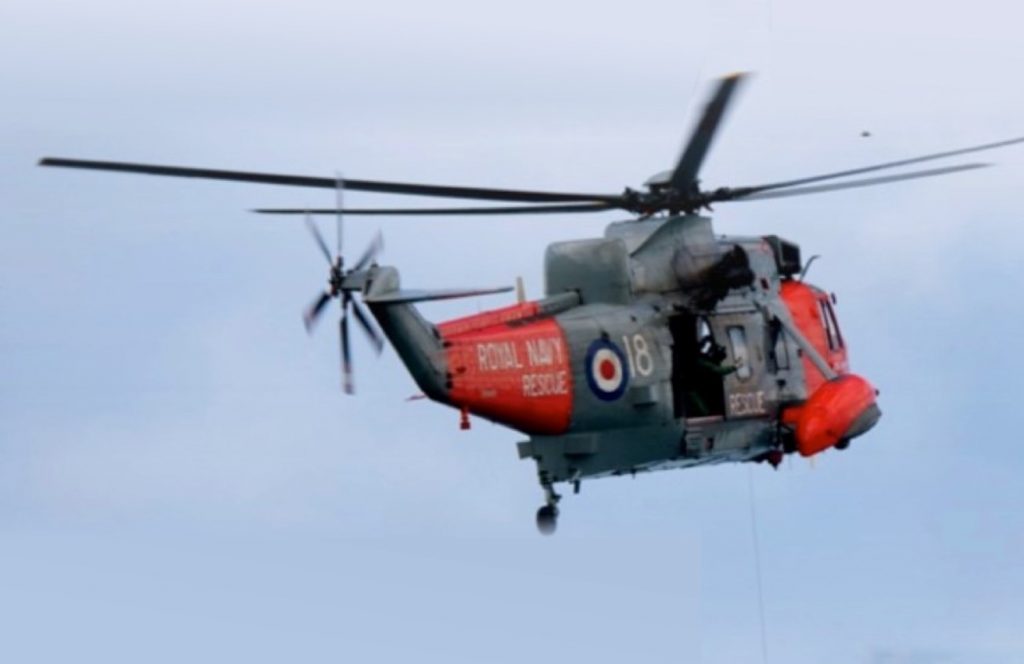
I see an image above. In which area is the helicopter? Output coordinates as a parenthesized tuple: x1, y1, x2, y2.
(40, 73, 1024, 534)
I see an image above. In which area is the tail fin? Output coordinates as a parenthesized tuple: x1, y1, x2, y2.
(361, 267, 511, 403)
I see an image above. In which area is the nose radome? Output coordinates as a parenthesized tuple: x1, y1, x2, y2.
(846, 402, 882, 439)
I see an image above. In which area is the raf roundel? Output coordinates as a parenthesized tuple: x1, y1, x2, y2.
(585, 339, 630, 401)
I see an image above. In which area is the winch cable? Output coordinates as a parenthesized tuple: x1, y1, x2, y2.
(748, 466, 769, 664)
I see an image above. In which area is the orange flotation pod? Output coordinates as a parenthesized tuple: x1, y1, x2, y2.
(788, 374, 881, 457)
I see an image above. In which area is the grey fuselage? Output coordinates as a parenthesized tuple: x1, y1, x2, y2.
(363, 215, 832, 486)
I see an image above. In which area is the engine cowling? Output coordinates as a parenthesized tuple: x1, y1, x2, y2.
(790, 374, 881, 457)
(673, 244, 755, 309)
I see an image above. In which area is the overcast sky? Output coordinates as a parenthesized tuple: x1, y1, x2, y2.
(2, 1, 1023, 663)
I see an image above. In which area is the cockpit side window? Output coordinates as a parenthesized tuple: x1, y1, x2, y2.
(819, 299, 841, 351)
(824, 300, 844, 349)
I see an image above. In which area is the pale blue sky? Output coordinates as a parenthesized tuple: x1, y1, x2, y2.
(2, 1, 1023, 662)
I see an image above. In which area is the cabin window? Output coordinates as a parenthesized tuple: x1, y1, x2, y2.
(727, 326, 752, 381)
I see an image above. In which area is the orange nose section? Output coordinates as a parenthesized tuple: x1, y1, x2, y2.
(791, 374, 881, 457)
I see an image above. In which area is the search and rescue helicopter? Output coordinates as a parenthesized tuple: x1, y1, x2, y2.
(40, 74, 1024, 533)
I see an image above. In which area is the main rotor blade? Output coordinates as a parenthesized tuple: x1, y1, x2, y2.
(38, 158, 619, 204)
(669, 72, 748, 193)
(304, 213, 333, 265)
(724, 162, 991, 202)
(303, 291, 333, 333)
(730, 135, 1024, 197)
(352, 231, 384, 273)
(252, 203, 620, 215)
(340, 297, 354, 394)
(350, 298, 385, 355)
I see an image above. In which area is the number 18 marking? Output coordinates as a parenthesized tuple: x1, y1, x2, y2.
(622, 333, 654, 377)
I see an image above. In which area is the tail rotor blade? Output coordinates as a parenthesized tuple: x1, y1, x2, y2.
(335, 173, 344, 259)
(352, 230, 384, 272)
(304, 212, 333, 265)
(340, 297, 354, 394)
(303, 291, 333, 333)
(350, 298, 385, 355)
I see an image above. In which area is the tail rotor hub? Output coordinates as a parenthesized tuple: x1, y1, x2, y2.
(300, 208, 385, 394)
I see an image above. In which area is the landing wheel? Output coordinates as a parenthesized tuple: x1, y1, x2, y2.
(835, 438, 851, 450)
(536, 505, 558, 535)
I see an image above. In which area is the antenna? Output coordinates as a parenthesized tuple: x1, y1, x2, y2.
(515, 276, 526, 304)
(799, 255, 820, 281)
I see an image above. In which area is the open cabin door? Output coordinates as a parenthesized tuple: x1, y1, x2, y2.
(669, 313, 727, 419)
